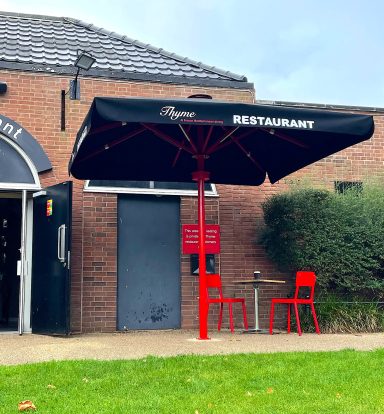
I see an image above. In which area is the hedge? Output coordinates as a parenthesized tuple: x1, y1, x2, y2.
(260, 182, 384, 298)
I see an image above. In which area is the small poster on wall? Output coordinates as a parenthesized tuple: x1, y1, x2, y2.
(46, 199, 53, 216)
(182, 224, 220, 254)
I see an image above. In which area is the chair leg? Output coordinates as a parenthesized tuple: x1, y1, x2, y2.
(241, 301, 248, 330)
(310, 303, 321, 334)
(293, 303, 302, 336)
(229, 304, 234, 333)
(287, 304, 291, 334)
(269, 302, 275, 334)
(218, 303, 223, 331)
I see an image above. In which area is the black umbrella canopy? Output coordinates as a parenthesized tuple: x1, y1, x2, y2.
(68, 96, 374, 340)
(69, 97, 374, 184)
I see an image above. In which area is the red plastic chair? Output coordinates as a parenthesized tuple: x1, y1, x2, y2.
(206, 274, 248, 333)
(269, 271, 320, 336)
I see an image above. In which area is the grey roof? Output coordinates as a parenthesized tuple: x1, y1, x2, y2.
(257, 99, 384, 114)
(0, 11, 252, 89)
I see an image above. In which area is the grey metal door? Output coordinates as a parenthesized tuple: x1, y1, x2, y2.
(118, 195, 180, 330)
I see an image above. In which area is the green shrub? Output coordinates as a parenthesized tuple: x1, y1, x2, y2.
(298, 297, 384, 333)
(261, 182, 384, 298)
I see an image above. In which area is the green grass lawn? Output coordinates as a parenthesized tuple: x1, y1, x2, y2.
(1, 349, 384, 413)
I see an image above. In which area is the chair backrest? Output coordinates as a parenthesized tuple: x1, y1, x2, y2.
(206, 274, 223, 299)
(294, 271, 316, 301)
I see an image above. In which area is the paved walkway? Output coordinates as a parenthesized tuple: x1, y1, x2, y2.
(1, 330, 384, 365)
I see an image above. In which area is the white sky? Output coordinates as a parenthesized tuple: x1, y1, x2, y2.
(1, 0, 383, 107)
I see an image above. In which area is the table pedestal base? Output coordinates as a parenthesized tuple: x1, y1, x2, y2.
(242, 328, 269, 334)
(232, 277, 286, 336)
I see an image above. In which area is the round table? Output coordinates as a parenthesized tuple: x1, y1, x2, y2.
(233, 278, 285, 333)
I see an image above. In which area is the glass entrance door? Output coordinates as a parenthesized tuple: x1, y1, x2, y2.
(0, 196, 22, 331)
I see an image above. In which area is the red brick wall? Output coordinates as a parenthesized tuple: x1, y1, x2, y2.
(0, 69, 383, 333)
(82, 192, 117, 332)
(0, 70, 255, 332)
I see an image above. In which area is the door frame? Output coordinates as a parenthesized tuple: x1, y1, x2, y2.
(117, 194, 181, 330)
(0, 131, 43, 333)
(18, 190, 35, 334)
(0, 190, 33, 333)
(19, 195, 33, 333)
(30, 181, 72, 335)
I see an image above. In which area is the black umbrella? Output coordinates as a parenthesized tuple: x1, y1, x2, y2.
(69, 96, 374, 339)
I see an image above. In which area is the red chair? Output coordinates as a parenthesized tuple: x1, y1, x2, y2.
(206, 274, 248, 333)
(269, 271, 320, 336)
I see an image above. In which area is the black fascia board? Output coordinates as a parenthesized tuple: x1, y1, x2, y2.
(0, 61, 254, 90)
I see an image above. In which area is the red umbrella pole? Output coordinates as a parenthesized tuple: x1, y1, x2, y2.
(192, 164, 210, 340)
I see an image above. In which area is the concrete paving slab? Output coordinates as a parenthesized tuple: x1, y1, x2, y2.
(0, 330, 383, 365)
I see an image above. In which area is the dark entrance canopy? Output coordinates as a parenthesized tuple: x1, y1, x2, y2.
(69, 96, 374, 339)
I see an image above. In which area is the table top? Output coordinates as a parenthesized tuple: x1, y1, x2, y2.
(233, 279, 286, 284)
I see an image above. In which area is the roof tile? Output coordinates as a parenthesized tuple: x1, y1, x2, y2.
(0, 11, 249, 87)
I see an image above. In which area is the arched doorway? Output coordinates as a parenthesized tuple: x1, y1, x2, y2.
(0, 120, 50, 333)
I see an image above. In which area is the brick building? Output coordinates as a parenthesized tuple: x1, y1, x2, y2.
(0, 11, 382, 334)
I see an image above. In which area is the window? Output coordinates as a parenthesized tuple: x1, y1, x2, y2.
(85, 180, 217, 197)
(334, 181, 363, 194)
(0, 134, 40, 190)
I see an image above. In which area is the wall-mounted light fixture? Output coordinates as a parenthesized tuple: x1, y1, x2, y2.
(0, 82, 7, 95)
(69, 51, 96, 100)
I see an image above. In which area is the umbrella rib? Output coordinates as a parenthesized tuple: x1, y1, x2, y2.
(261, 128, 308, 148)
(179, 125, 198, 153)
(172, 147, 182, 168)
(218, 126, 240, 144)
(142, 123, 194, 155)
(76, 127, 146, 163)
(202, 125, 214, 152)
(230, 135, 266, 173)
(207, 128, 255, 155)
(88, 122, 124, 136)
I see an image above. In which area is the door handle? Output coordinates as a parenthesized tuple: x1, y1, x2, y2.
(57, 224, 66, 263)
